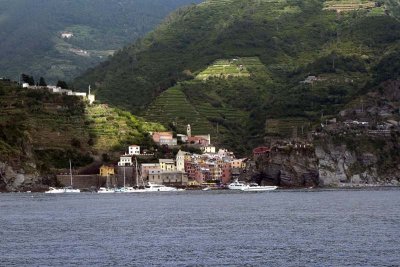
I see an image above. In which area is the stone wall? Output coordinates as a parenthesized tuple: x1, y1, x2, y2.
(56, 175, 107, 189)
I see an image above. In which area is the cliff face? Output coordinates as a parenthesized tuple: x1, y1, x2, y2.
(316, 142, 400, 186)
(0, 161, 43, 192)
(254, 146, 319, 187)
(252, 139, 400, 188)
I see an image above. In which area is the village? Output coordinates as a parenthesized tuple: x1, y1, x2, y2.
(93, 124, 250, 190)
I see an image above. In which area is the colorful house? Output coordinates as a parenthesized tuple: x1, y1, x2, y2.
(99, 165, 115, 177)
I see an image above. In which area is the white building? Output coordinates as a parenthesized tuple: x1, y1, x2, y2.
(61, 32, 74, 39)
(201, 146, 216, 154)
(118, 155, 133, 166)
(68, 91, 87, 97)
(87, 85, 95, 105)
(176, 150, 188, 172)
(128, 145, 140, 155)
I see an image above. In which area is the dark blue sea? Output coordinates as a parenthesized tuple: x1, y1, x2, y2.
(1, 188, 399, 266)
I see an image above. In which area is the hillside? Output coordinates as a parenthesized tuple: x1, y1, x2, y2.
(0, 0, 202, 83)
(0, 80, 164, 190)
(74, 0, 400, 153)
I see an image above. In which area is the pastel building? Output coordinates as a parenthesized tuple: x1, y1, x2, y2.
(141, 163, 160, 179)
(99, 165, 115, 177)
(152, 132, 177, 146)
(159, 159, 176, 171)
(221, 163, 232, 184)
(149, 170, 188, 186)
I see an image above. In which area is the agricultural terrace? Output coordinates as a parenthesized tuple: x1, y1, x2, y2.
(196, 57, 267, 80)
(323, 0, 381, 12)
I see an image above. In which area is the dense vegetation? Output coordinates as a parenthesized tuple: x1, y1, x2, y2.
(74, 0, 399, 154)
(0, 0, 202, 83)
(0, 80, 164, 172)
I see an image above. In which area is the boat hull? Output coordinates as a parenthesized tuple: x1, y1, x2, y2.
(45, 187, 80, 194)
(241, 186, 278, 192)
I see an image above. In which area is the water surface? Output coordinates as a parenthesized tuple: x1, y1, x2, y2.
(1, 189, 399, 266)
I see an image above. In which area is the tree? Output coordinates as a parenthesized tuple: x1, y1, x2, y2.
(56, 80, 68, 89)
(21, 73, 34, 85)
(38, 77, 47, 86)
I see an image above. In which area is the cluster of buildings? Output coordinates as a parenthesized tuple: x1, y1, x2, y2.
(22, 84, 95, 104)
(150, 124, 211, 147)
(103, 126, 248, 187)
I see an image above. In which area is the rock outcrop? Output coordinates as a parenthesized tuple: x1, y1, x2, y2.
(0, 161, 43, 192)
(249, 139, 400, 187)
(252, 145, 320, 187)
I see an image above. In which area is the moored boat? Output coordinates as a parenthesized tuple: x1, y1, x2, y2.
(97, 187, 116, 193)
(228, 180, 249, 190)
(144, 182, 178, 192)
(241, 183, 278, 192)
(45, 160, 80, 193)
(45, 186, 80, 194)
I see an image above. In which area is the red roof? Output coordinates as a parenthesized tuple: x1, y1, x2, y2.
(253, 146, 271, 154)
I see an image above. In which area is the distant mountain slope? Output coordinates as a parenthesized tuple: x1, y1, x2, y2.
(0, 0, 202, 82)
(74, 0, 400, 153)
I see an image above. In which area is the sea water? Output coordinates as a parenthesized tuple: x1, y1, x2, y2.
(0, 188, 399, 266)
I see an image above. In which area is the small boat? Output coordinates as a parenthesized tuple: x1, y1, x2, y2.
(45, 186, 80, 194)
(228, 180, 249, 190)
(241, 183, 278, 192)
(144, 182, 178, 192)
(45, 160, 80, 194)
(97, 187, 116, 193)
(202, 187, 211, 191)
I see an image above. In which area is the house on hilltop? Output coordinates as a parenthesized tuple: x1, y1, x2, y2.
(61, 32, 74, 39)
(128, 145, 140, 155)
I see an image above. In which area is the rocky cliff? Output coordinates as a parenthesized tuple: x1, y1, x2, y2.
(251, 137, 400, 188)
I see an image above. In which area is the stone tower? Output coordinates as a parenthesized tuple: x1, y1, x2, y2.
(88, 84, 95, 105)
(187, 124, 192, 137)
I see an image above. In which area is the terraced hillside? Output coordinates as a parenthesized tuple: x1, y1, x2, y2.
(0, 81, 164, 171)
(75, 0, 400, 153)
(323, 0, 382, 12)
(144, 86, 213, 135)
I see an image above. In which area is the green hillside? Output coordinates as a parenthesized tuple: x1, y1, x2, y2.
(0, 80, 164, 172)
(74, 0, 400, 153)
(0, 0, 202, 83)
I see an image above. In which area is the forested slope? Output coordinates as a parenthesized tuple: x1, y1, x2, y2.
(0, 0, 201, 82)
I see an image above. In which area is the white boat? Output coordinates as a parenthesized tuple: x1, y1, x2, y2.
(241, 183, 278, 192)
(144, 182, 178, 192)
(45, 186, 80, 194)
(228, 180, 249, 190)
(97, 187, 116, 194)
(45, 160, 80, 194)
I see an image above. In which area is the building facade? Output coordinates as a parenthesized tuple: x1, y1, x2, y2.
(128, 145, 141, 155)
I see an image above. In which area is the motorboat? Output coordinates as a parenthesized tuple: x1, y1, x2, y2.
(228, 180, 249, 190)
(241, 183, 278, 192)
(97, 187, 116, 193)
(144, 182, 178, 192)
(45, 186, 80, 194)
